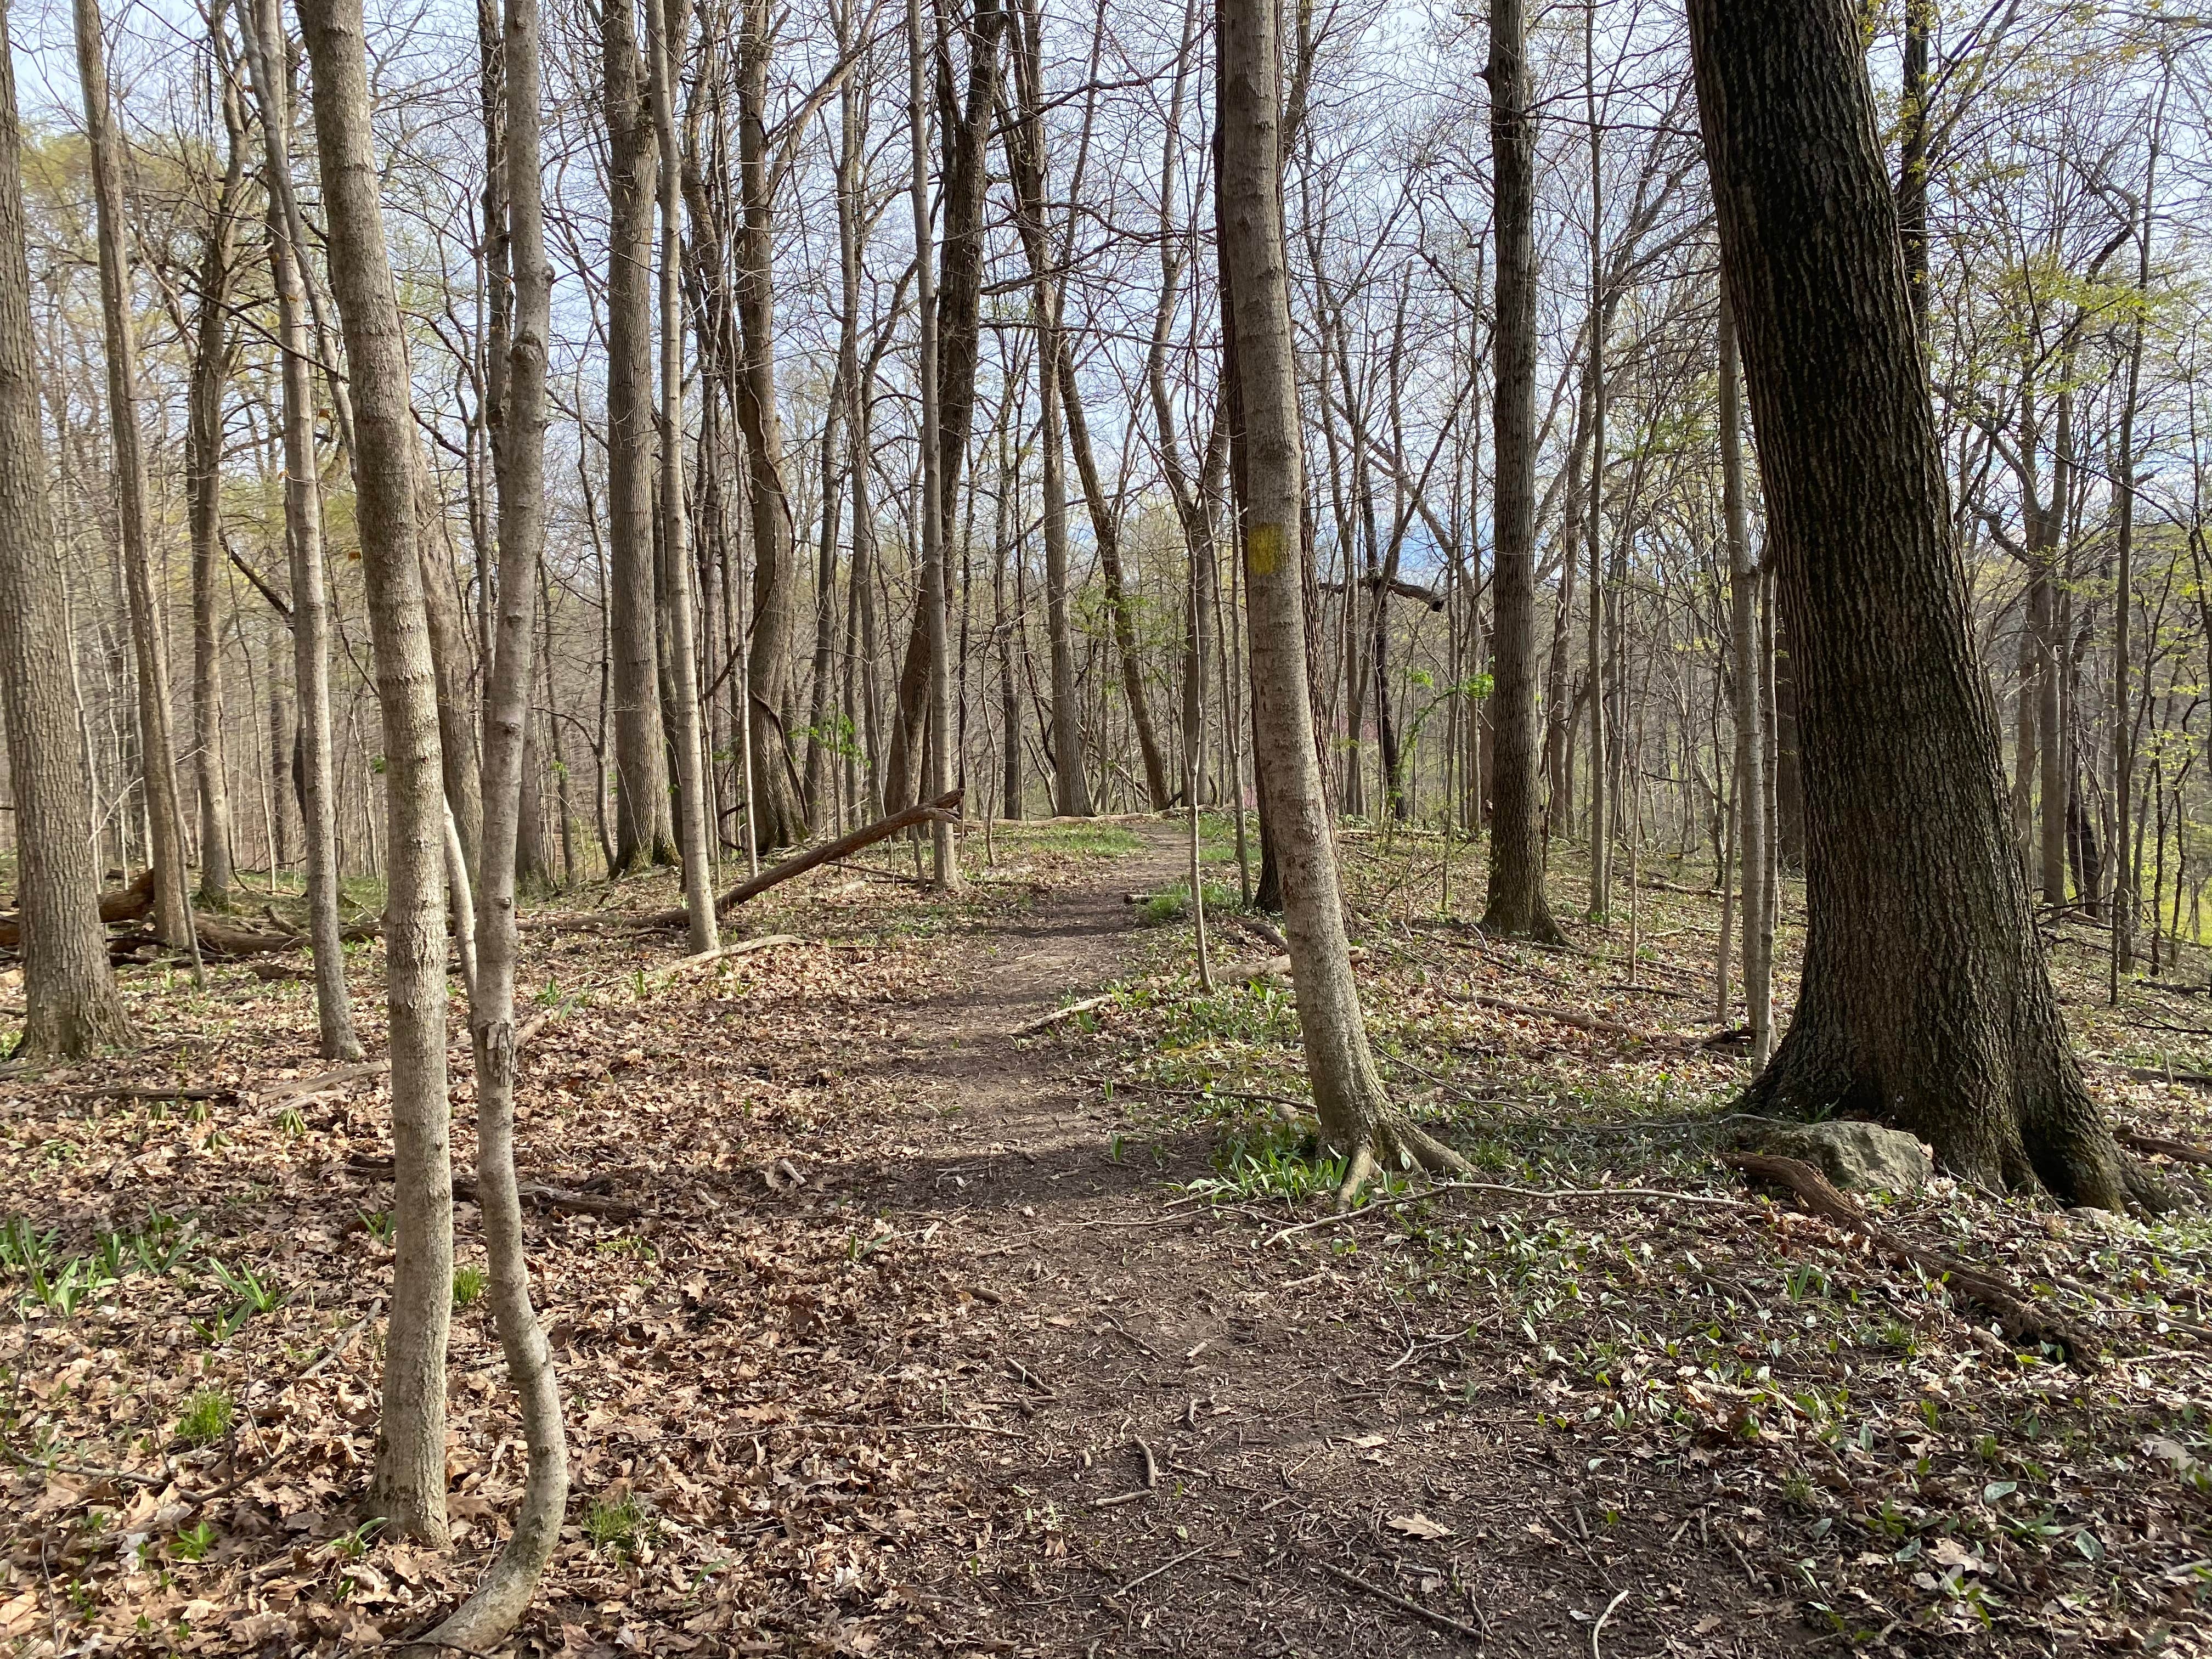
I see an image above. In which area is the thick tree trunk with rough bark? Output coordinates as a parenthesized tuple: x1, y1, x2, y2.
(239, 0, 360, 1060)
(0, 20, 129, 1058)
(1479, 0, 1561, 944)
(1218, 0, 1463, 1202)
(298, 0, 456, 1539)
(1688, 0, 2136, 1210)
(606, 0, 674, 871)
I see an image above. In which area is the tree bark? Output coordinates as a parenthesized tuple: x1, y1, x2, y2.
(187, 20, 246, 912)
(0, 16, 129, 1058)
(422, 0, 568, 1624)
(1218, 0, 1464, 1202)
(1003, 0, 1088, 816)
(1478, 0, 1562, 943)
(1719, 294, 1770, 1069)
(238, 0, 361, 1061)
(731, 0, 806, 850)
(606, 0, 674, 871)
(1687, 0, 2135, 1210)
(298, 0, 456, 1538)
(72, 0, 195, 953)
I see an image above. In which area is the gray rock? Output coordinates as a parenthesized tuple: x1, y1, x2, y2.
(1733, 1118, 1933, 1195)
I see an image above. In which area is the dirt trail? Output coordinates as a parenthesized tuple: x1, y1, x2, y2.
(868, 827, 1783, 1658)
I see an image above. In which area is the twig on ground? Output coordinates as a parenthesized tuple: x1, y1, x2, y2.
(1314, 1560, 1485, 1640)
(1122, 1542, 1212, 1592)
(1015, 994, 1114, 1036)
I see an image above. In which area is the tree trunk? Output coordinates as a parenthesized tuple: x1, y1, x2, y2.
(1720, 294, 1770, 1069)
(1218, 0, 1463, 1203)
(0, 19, 129, 1057)
(422, 0, 568, 1624)
(188, 28, 246, 912)
(239, 0, 362, 1060)
(1688, 0, 2136, 1211)
(1003, 0, 1088, 816)
(1479, 0, 1561, 943)
(72, 0, 195, 953)
(298, 0, 456, 1538)
(648, 0, 718, 950)
(1060, 343, 1172, 811)
(606, 0, 674, 871)
(907, 0, 957, 889)
(732, 0, 806, 850)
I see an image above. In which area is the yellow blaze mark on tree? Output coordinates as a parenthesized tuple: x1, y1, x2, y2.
(1247, 521, 1283, 578)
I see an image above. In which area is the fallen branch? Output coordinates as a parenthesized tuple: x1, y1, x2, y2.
(632, 791, 963, 930)
(1264, 1177, 1751, 1245)
(1720, 1152, 2098, 1370)
(1014, 993, 1114, 1036)
(636, 934, 804, 988)
(346, 1155, 645, 1220)
(2117, 1127, 2212, 1167)
(1229, 914, 1289, 953)
(1313, 1560, 1484, 1640)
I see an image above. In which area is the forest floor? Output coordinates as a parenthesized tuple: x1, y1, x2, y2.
(4, 816, 2212, 1658)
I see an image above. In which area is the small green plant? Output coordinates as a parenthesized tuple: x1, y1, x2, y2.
(132, 1214, 192, 1274)
(176, 1388, 234, 1448)
(25, 1254, 101, 1317)
(451, 1264, 487, 1308)
(171, 1520, 218, 1562)
(207, 1257, 284, 1315)
(327, 1519, 384, 1562)
(277, 1107, 307, 1137)
(584, 1493, 649, 1556)
(359, 1210, 394, 1243)
(1, 1216, 57, 1273)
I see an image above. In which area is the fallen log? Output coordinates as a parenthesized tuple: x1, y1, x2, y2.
(193, 917, 303, 957)
(631, 790, 963, 932)
(1722, 1151, 2098, 1369)
(0, 870, 160, 949)
(346, 1154, 644, 1220)
(639, 934, 805, 988)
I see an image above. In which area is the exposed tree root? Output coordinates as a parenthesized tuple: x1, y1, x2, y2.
(1723, 1151, 2101, 1370)
(1335, 1115, 1471, 1207)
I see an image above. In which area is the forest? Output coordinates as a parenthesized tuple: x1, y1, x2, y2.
(1, 0, 2210, 1650)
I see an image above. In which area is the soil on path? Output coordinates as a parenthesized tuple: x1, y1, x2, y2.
(866, 826, 1793, 1658)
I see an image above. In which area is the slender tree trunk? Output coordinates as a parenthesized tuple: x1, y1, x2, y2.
(0, 18, 128, 1057)
(1720, 294, 1770, 1068)
(1688, 0, 2137, 1210)
(647, 0, 717, 950)
(73, 0, 195, 953)
(607, 0, 674, 870)
(424, 0, 567, 1626)
(188, 27, 246, 911)
(908, 0, 957, 889)
(1583, 0, 1609, 920)
(1218, 0, 1464, 1201)
(298, 0, 456, 1537)
(239, 0, 361, 1060)
(1479, 0, 1561, 942)
(1004, 0, 1088, 815)
(731, 0, 806, 849)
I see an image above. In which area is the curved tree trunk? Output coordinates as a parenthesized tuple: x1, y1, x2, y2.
(1688, 0, 2135, 1211)
(1218, 0, 1463, 1202)
(0, 19, 129, 1058)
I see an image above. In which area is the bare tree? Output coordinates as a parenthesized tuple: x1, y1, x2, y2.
(0, 9, 128, 1058)
(298, 0, 456, 1540)
(1218, 0, 1465, 1201)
